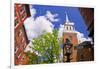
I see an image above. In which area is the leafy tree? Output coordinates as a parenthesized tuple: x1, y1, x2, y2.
(31, 29, 61, 63)
(25, 51, 38, 64)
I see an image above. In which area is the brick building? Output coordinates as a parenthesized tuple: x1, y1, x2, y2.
(63, 14, 78, 62)
(79, 8, 94, 60)
(77, 41, 93, 61)
(14, 4, 31, 65)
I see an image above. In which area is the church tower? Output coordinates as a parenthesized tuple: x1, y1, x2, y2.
(63, 13, 78, 62)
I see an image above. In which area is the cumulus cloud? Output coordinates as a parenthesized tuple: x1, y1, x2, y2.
(24, 17, 37, 40)
(76, 31, 92, 43)
(29, 5, 36, 17)
(24, 8, 59, 41)
(58, 24, 64, 38)
(45, 11, 59, 22)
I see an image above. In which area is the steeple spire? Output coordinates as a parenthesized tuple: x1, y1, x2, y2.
(66, 12, 69, 23)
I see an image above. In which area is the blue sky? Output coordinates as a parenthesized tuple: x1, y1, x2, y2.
(32, 5, 89, 38)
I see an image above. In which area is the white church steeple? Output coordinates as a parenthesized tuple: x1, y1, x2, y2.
(66, 12, 69, 23)
(64, 12, 75, 32)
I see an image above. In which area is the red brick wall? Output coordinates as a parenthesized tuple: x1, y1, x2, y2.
(63, 32, 78, 62)
(63, 33, 78, 46)
(14, 4, 30, 65)
(15, 4, 29, 30)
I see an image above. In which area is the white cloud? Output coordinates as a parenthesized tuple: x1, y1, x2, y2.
(24, 17, 38, 40)
(76, 31, 92, 43)
(45, 11, 59, 22)
(58, 24, 64, 38)
(29, 5, 36, 17)
(76, 31, 85, 43)
(35, 16, 54, 34)
(24, 10, 59, 41)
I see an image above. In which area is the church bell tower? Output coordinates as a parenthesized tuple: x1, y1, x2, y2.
(63, 13, 78, 62)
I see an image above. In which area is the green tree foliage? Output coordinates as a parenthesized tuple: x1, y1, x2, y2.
(31, 29, 61, 63)
(25, 51, 38, 64)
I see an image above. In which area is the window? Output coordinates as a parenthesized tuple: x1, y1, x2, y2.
(17, 30, 21, 37)
(15, 19, 19, 26)
(21, 55, 26, 61)
(68, 26, 69, 30)
(17, 29, 23, 37)
(19, 29, 23, 36)
(20, 6, 27, 21)
(22, 37, 25, 43)
(20, 6, 25, 14)
(15, 10, 17, 17)
(73, 28, 75, 30)
(18, 52, 22, 59)
(15, 46, 19, 54)
(14, 5, 17, 17)
(70, 26, 71, 30)
(21, 13, 26, 20)
(66, 27, 68, 30)
(24, 43, 27, 49)
(69, 35, 72, 41)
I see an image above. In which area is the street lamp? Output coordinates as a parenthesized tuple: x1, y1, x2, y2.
(63, 38, 73, 62)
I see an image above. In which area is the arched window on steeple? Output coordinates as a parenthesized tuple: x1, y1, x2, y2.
(70, 26, 71, 31)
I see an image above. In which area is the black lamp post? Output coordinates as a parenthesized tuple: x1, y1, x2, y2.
(64, 38, 73, 62)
